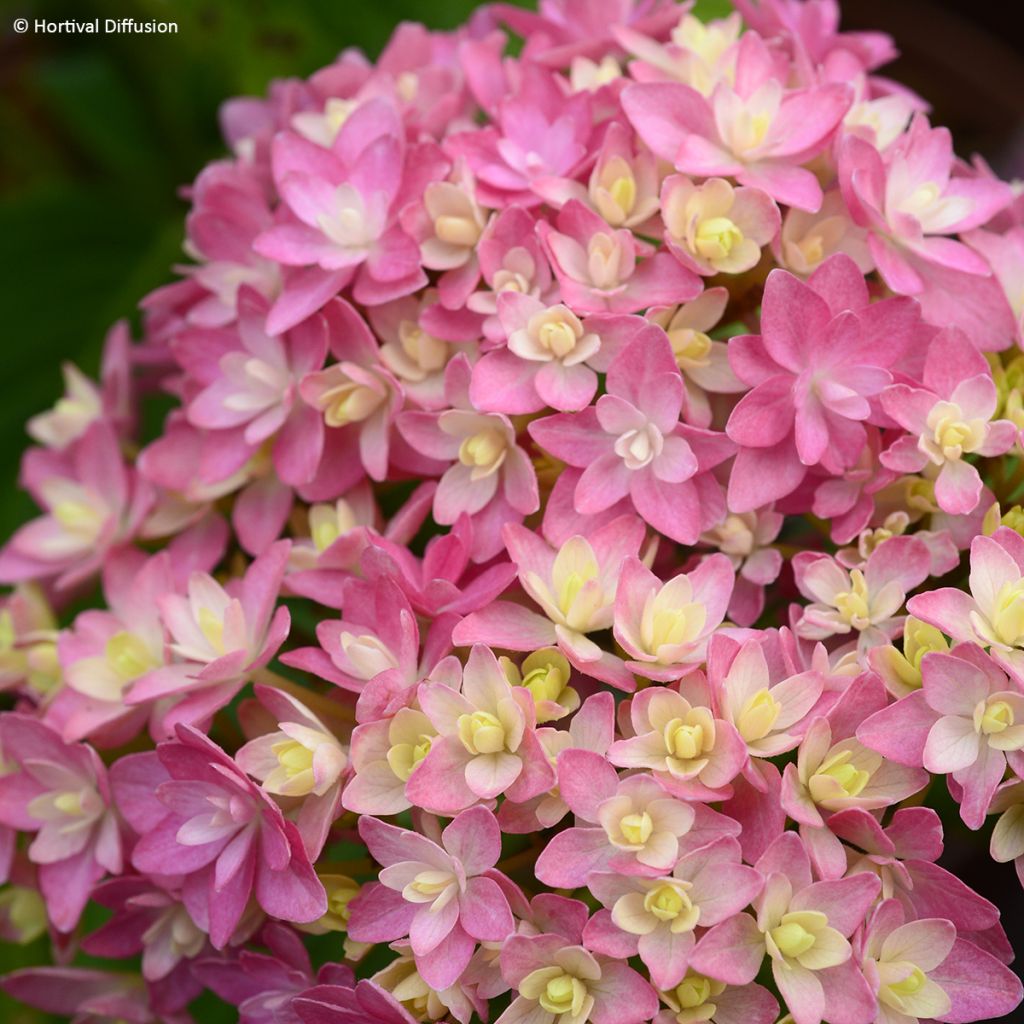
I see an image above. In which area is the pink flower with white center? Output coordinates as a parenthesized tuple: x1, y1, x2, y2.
(181, 289, 328, 489)
(404, 644, 555, 813)
(908, 529, 1024, 678)
(399, 355, 539, 562)
(0, 422, 151, 591)
(538, 200, 702, 314)
(781, 712, 928, 879)
(609, 685, 748, 801)
(613, 554, 734, 681)
(367, 293, 461, 411)
(453, 516, 645, 692)
(690, 832, 880, 1024)
(409, 162, 488, 274)
(181, 159, 281, 328)
(880, 329, 1016, 516)
(777, 189, 872, 277)
(530, 328, 734, 545)
(110, 725, 326, 948)
(470, 298, 642, 414)
(859, 644, 1024, 830)
(840, 115, 1012, 291)
(283, 577, 444, 717)
(662, 175, 780, 276)
(792, 536, 931, 650)
(83, 877, 207, 988)
(52, 551, 178, 745)
(622, 32, 851, 211)
(0, 715, 122, 933)
(466, 206, 554, 340)
(298, 298, 405, 483)
(253, 99, 428, 318)
(700, 508, 784, 626)
(646, 287, 746, 429)
(236, 685, 347, 858)
(444, 65, 593, 207)
(536, 750, 729, 888)
(496, 930, 658, 1024)
(533, 122, 661, 231)
(709, 634, 824, 762)
(585, 838, 763, 990)
(725, 254, 923, 512)
(346, 806, 515, 990)
(857, 899, 1022, 1024)
(128, 542, 290, 737)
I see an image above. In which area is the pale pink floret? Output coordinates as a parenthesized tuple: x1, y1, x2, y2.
(399, 355, 539, 562)
(780, 714, 928, 878)
(613, 554, 734, 680)
(646, 287, 746, 430)
(404, 644, 555, 813)
(181, 288, 328, 490)
(859, 643, 1024, 829)
(348, 806, 515, 990)
(110, 725, 326, 949)
(585, 837, 763, 990)
(609, 686, 748, 801)
(908, 528, 1024, 678)
(470, 297, 641, 414)
(538, 199, 702, 314)
(690, 832, 880, 1024)
(709, 633, 824, 761)
(453, 516, 645, 691)
(530, 328, 734, 545)
(792, 536, 931, 650)
(0, 714, 122, 932)
(253, 98, 428, 322)
(130, 541, 291, 736)
(0, 422, 151, 591)
(880, 329, 1017, 516)
(965, 225, 1024, 344)
(622, 32, 851, 211)
(840, 115, 1014, 348)
(298, 298, 405, 483)
(236, 685, 348, 858)
(535, 749, 736, 888)
(661, 175, 780, 276)
(857, 898, 1023, 1024)
(496, 930, 658, 1024)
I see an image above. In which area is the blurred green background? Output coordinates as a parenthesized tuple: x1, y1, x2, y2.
(1, 0, 1021, 1020)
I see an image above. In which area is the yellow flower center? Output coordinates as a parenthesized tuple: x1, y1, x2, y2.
(197, 606, 225, 654)
(643, 883, 692, 922)
(694, 216, 743, 262)
(978, 698, 1014, 735)
(809, 749, 870, 802)
(272, 739, 314, 779)
(458, 428, 507, 477)
(387, 735, 433, 782)
(992, 579, 1024, 647)
(736, 688, 782, 743)
(539, 973, 588, 1016)
(105, 631, 156, 682)
(620, 811, 654, 846)
(320, 379, 384, 427)
(667, 720, 705, 761)
(457, 711, 506, 755)
(834, 569, 871, 626)
(668, 328, 712, 370)
(771, 920, 816, 958)
(888, 966, 926, 997)
(435, 213, 482, 248)
(675, 974, 713, 1010)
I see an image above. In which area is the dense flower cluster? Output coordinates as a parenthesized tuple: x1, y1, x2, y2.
(4, 1, 1024, 1022)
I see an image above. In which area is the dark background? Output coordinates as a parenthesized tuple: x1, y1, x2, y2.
(1, 0, 1023, 1021)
